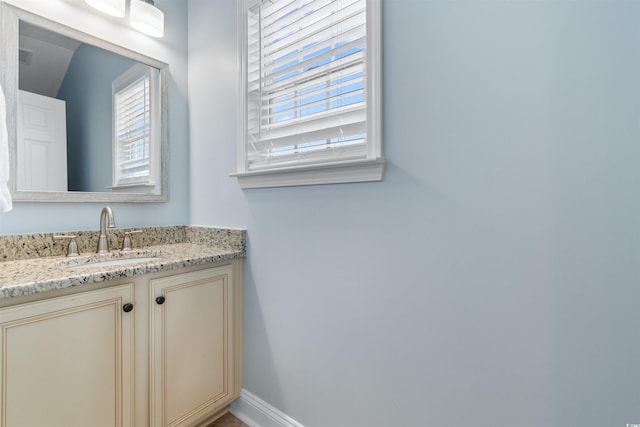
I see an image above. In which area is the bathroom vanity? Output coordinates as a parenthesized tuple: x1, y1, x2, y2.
(0, 2, 244, 424)
(0, 226, 245, 427)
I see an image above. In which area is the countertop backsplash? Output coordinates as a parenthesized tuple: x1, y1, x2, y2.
(0, 226, 246, 262)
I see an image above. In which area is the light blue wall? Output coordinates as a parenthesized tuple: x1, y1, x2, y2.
(188, 1, 640, 426)
(57, 44, 136, 192)
(0, 0, 189, 234)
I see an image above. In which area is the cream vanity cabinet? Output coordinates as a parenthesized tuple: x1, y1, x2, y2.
(0, 284, 134, 427)
(149, 265, 240, 427)
(0, 261, 242, 427)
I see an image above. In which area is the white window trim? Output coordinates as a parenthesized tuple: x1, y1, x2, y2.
(232, 0, 384, 189)
(111, 63, 161, 193)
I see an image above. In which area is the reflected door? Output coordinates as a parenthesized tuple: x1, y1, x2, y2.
(17, 89, 67, 191)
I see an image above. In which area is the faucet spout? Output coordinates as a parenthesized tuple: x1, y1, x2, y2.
(97, 206, 116, 254)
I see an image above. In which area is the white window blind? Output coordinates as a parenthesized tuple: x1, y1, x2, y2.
(113, 69, 152, 187)
(244, 0, 380, 173)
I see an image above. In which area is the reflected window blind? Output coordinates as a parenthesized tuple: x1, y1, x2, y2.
(246, 0, 367, 170)
(114, 74, 151, 185)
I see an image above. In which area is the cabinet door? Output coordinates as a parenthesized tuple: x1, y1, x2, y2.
(0, 284, 134, 427)
(150, 266, 235, 427)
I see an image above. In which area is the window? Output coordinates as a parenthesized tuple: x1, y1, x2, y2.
(112, 64, 160, 191)
(234, 0, 383, 188)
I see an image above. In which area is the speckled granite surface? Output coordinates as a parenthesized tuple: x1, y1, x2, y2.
(0, 226, 244, 262)
(0, 226, 246, 299)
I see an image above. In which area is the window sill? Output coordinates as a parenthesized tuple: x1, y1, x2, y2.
(230, 158, 385, 189)
(108, 183, 157, 193)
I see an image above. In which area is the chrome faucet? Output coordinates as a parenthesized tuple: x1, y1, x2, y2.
(97, 206, 116, 254)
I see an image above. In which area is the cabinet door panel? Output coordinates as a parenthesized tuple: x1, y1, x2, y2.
(150, 266, 233, 427)
(0, 285, 134, 427)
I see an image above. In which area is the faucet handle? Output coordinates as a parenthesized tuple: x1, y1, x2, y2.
(122, 230, 143, 251)
(53, 235, 79, 257)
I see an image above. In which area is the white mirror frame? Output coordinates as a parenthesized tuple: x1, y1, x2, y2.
(0, 3, 169, 203)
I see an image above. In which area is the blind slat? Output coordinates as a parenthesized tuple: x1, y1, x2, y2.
(264, 62, 364, 101)
(250, 106, 365, 148)
(263, 74, 364, 111)
(249, 144, 367, 169)
(262, 0, 337, 33)
(263, 35, 365, 81)
(256, 49, 365, 96)
(261, 88, 364, 122)
(259, 0, 297, 22)
(265, 18, 365, 70)
(263, 0, 363, 52)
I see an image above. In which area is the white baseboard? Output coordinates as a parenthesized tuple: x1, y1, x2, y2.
(230, 389, 304, 427)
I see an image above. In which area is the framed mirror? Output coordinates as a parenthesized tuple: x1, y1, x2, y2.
(1, 3, 169, 203)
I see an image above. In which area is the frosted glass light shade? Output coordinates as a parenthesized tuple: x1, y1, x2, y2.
(84, 0, 125, 17)
(130, 0, 165, 38)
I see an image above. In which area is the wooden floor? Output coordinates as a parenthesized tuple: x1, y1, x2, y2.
(207, 412, 249, 427)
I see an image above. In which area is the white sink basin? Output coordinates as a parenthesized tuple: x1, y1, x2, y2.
(68, 257, 160, 269)
(54, 251, 163, 269)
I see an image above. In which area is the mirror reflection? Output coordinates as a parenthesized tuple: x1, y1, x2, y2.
(18, 21, 160, 194)
(1, 2, 168, 203)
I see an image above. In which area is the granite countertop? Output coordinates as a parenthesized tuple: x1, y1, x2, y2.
(0, 226, 245, 299)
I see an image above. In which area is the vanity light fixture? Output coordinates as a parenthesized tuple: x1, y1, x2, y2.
(84, 0, 164, 38)
(84, 0, 126, 18)
(130, 0, 164, 38)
